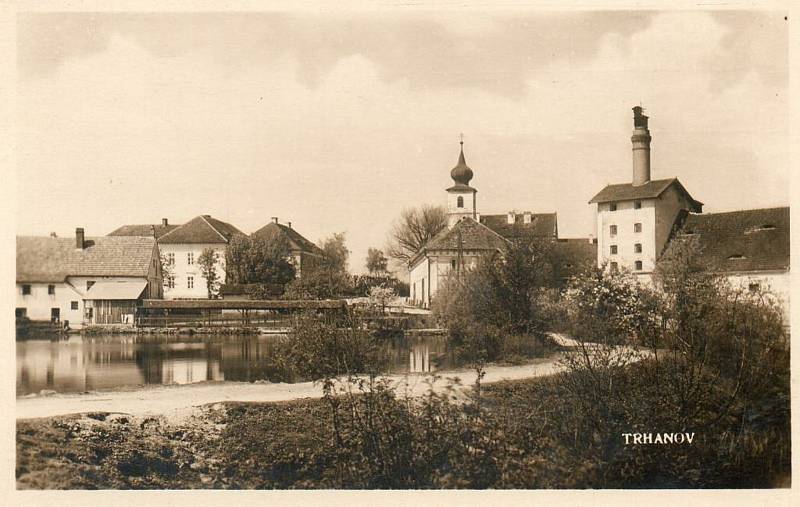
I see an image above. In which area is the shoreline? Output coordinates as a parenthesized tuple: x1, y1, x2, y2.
(16, 354, 566, 422)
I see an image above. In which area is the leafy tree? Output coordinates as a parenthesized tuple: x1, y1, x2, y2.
(198, 247, 221, 299)
(225, 232, 296, 286)
(365, 247, 389, 274)
(160, 252, 174, 289)
(319, 232, 350, 274)
(386, 204, 447, 263)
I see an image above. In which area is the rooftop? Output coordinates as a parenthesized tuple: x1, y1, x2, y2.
(668, 207, 789, 273)
(589, 177, 703, 210)
(250, 222, 323, 255)
(17, 235, 158, 283)
(157, 215, 244, 244)
(108, 223, 180, 239)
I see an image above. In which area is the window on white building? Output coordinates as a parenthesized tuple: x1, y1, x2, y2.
(187, 252, 194, 265)
(187, 276, 194, 289)
(610, 225, 617, 236)
(48, 285, 55, 295)
(610, 245, 618, 255)
(22, 285, 31, 295)
(748, 282, 760, 293)
(634, 223, 642, 233)
(610, 202, 617, 211)
(634, 261, 643, 271)
(166, 277, 175, 289)
(71, 301, 79, 310)
(167, 253, 175, 265)
(457, 196, 464, 208)
(610, 262, 618, 273)
(634, 200, 642, 209)
(634, 243, 642, 253)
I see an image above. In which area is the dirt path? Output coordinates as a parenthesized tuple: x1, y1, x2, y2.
(16, 354, 567, 422)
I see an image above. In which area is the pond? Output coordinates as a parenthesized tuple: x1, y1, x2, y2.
(16, 332, 465, 397)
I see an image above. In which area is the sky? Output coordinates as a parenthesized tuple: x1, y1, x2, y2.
(15, 10, 789, 273)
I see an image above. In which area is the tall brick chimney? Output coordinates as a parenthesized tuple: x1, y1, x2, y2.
(75, 228, 85, 249)
(631, 106, 651, 186)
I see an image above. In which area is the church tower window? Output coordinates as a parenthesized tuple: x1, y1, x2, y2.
(457, 196, 464, 208)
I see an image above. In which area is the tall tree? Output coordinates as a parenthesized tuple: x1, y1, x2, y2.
(319, 232, 350, 274)
(386, 204, 447, 263)
(198, 247, 221, 299)
(365, 247, 389, 274)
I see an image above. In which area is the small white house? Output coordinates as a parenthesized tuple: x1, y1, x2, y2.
(16, 229, 162, 328)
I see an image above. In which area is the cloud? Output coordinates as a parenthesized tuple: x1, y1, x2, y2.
(15, 10, 789, 271)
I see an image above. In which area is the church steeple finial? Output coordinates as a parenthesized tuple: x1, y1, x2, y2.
(451, 133, 472, 185)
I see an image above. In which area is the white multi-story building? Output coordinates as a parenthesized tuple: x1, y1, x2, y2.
(155, 215, 243, 299)
(110, 215, 244, 299)
(589, 106, 789, 316)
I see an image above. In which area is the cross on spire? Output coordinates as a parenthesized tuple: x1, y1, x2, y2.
(459, 132, 464, 147)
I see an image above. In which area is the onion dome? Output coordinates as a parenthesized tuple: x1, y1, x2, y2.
(450, 142, 473, 185)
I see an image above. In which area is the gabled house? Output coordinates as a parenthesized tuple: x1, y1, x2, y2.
(154, 215, 244, 299)
(250, 217, 324, 278)
(16, 228, 162, 328)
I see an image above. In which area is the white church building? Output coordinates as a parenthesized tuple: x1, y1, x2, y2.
(408, 142, 595, 308)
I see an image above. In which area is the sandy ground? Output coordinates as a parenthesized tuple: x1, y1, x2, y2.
(16, 354, 568, 423)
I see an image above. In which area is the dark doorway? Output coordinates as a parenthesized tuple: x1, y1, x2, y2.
(50, 308, 60, 324)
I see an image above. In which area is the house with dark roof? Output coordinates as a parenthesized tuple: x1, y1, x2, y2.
(409, 142, 595, 307)
(590, 106, 789, 316)
(108, 218, 180, 239)
(16, 228, 162, 328)
(155, 215, 244, 299)
(251, 217, 324, 278)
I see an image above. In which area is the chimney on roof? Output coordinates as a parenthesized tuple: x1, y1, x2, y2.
(50, 232, 57, 238)
(507, 211, 516, 224)
(631, 106, 651, 186)
(272, 217, 279, 224)
(523, 211, 532, 224)
(162, 218, 168, 226)
(150, 225, 156, 238)
(287, 221, 292, 229)
(75, 228, 85, 249)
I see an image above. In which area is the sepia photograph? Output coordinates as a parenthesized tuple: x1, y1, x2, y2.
(5, 1, 795, 500)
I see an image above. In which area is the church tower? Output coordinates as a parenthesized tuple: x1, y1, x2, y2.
(446, 140, 477, 228)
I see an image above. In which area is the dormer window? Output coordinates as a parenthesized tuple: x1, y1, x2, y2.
(609, 202, 618, 212)
(457, 196, 464, 208)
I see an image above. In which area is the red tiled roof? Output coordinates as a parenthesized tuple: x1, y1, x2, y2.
(108, 223, 180, 239)
(157, 215, 244, 244)
(668, 207, 790, 273)
(589, 177, 703, 210)
(251, 222, 323, 255)
(480, 213, 557, 239)
(17, 236, 158, 283)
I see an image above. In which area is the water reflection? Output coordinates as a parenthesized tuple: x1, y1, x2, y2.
(16, 333, 454, 396)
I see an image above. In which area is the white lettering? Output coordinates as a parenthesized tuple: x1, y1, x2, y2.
(633, 434, 643, 444)
(623, 433, 632, 445)
(663, 433, 674, 444)
(654, 433, 663, 444)
(685, 432, 695, 444)
(675, 433, 685, 444)
(642, 433, 652, 444)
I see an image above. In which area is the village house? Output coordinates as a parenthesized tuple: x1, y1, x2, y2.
(110, 215, 244, 299)
(16, 228, 162, 328)
(250, 217, 324, 278)
(590, 106, 790, 315)
(408, 142, 596, 308)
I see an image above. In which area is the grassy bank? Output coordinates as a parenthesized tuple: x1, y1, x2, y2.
(16, 357, 790, 490)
